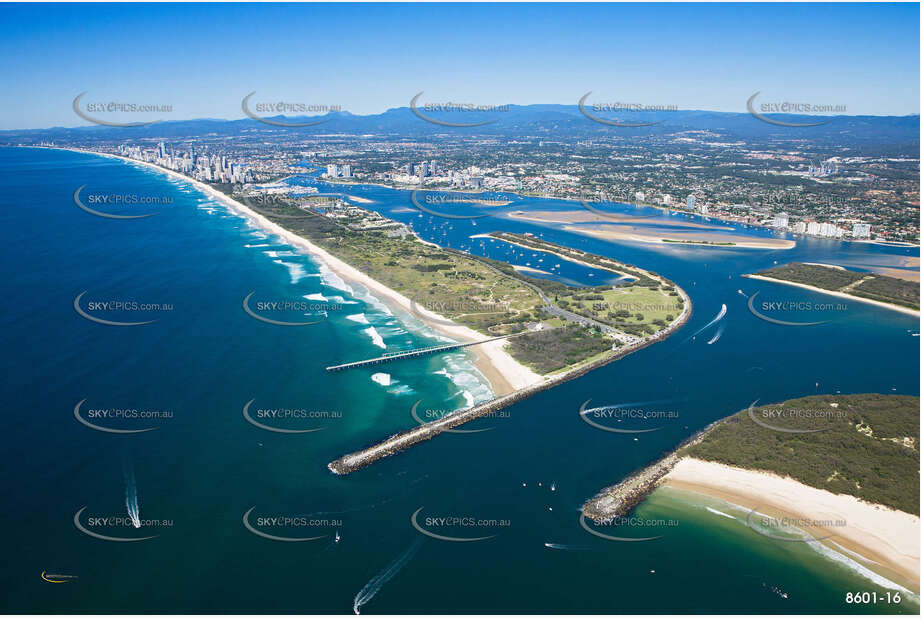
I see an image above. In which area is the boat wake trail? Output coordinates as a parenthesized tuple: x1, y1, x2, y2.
(707, 324, 724, 345)
(353, 538, 422, 614)
(694, 303, 727, 337)
(544, 542, 595, 551)
(123, 461, 141, 529)
(684, 303, 727, 343)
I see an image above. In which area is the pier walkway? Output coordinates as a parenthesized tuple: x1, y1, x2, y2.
(325, 334, 517, 372)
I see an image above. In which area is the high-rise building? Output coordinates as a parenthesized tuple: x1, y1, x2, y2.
(326, 164, 338, 178)
(419, 162, 428, 178)
(792, 221, 807, 234)
(852, 223, 871, 238)
(686, 195, 695, 211)
(699, 202, 709, 214)
(773, 212, 790, 228)
(341, 165, 352, 178)
(635, 191, 645, 203)
(662, 194, 672, 206)
(806, 221, 821, 236)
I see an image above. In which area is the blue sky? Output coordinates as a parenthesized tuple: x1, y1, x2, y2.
(0, 2, 917, 129)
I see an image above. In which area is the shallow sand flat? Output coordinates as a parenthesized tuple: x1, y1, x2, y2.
(567, 224, 796, 250)
(861, 256, 920, 283)
(506, 208, 733, 230)
(663, 457, 920, 593)
(512, 264, 553, 276)
(71, 149, 542, 393)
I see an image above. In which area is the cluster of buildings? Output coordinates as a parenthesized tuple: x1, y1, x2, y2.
(324, 164, 353, 179)
(808, 160, 840, 178)
(382, 160, 492, 190)
(118, 142, 253, 184)
(771, 212, 871, 239)
(319, 202, 412, 238)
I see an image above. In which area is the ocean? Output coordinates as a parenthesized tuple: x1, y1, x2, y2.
(0, 146, 917, 614)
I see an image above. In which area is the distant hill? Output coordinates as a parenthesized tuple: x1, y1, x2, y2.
(2, 104, 918, 149)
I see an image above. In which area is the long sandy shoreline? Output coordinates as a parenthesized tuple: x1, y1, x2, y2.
(743, 273, 920, 317)
(662, 457, 920, 594)
(59, 147, 541, 395)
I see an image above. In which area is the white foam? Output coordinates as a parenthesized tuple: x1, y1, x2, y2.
(318, 263, 355, 295)
(705, 506, 736, 520)
(304, 292, 329, 302)
(273, 260, 308, 284)
(346, 313, 370, 325)
(371, 373, 391, 386)
(807, 539, 916, 596)
(363, 326, 386, 349)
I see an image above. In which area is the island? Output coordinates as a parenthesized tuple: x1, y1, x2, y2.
(744, 262, 919, 314)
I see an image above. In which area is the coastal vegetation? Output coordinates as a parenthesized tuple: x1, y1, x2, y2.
(583, 393, 920, 522)
(241, 195, 689, 374)
(682, 394, 920, 514)
(754, 262, 919, 310)
(506, 325, 611, 374)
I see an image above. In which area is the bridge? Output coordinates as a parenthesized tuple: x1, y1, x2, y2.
(326, 334, 518, 372)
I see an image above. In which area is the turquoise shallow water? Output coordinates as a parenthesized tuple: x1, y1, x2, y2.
(0, 147, 917, 614)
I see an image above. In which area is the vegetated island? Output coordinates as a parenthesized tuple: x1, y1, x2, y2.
(744, 262, 919, 314)
(582, 393, 920, 593)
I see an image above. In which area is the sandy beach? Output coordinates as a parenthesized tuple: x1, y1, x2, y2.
(66, 148, 542, 395)
(570, 224, 796, 250)
(663, 457, 920, 593)
(506, 208, 731, 229)
(743, 273, 920, 316)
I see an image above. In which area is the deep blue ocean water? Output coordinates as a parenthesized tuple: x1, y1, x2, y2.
(1, 147, 918, 614)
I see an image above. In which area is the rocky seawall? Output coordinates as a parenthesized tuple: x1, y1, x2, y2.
(328, 288, 693, 475)
(581, 416, 724, 522)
